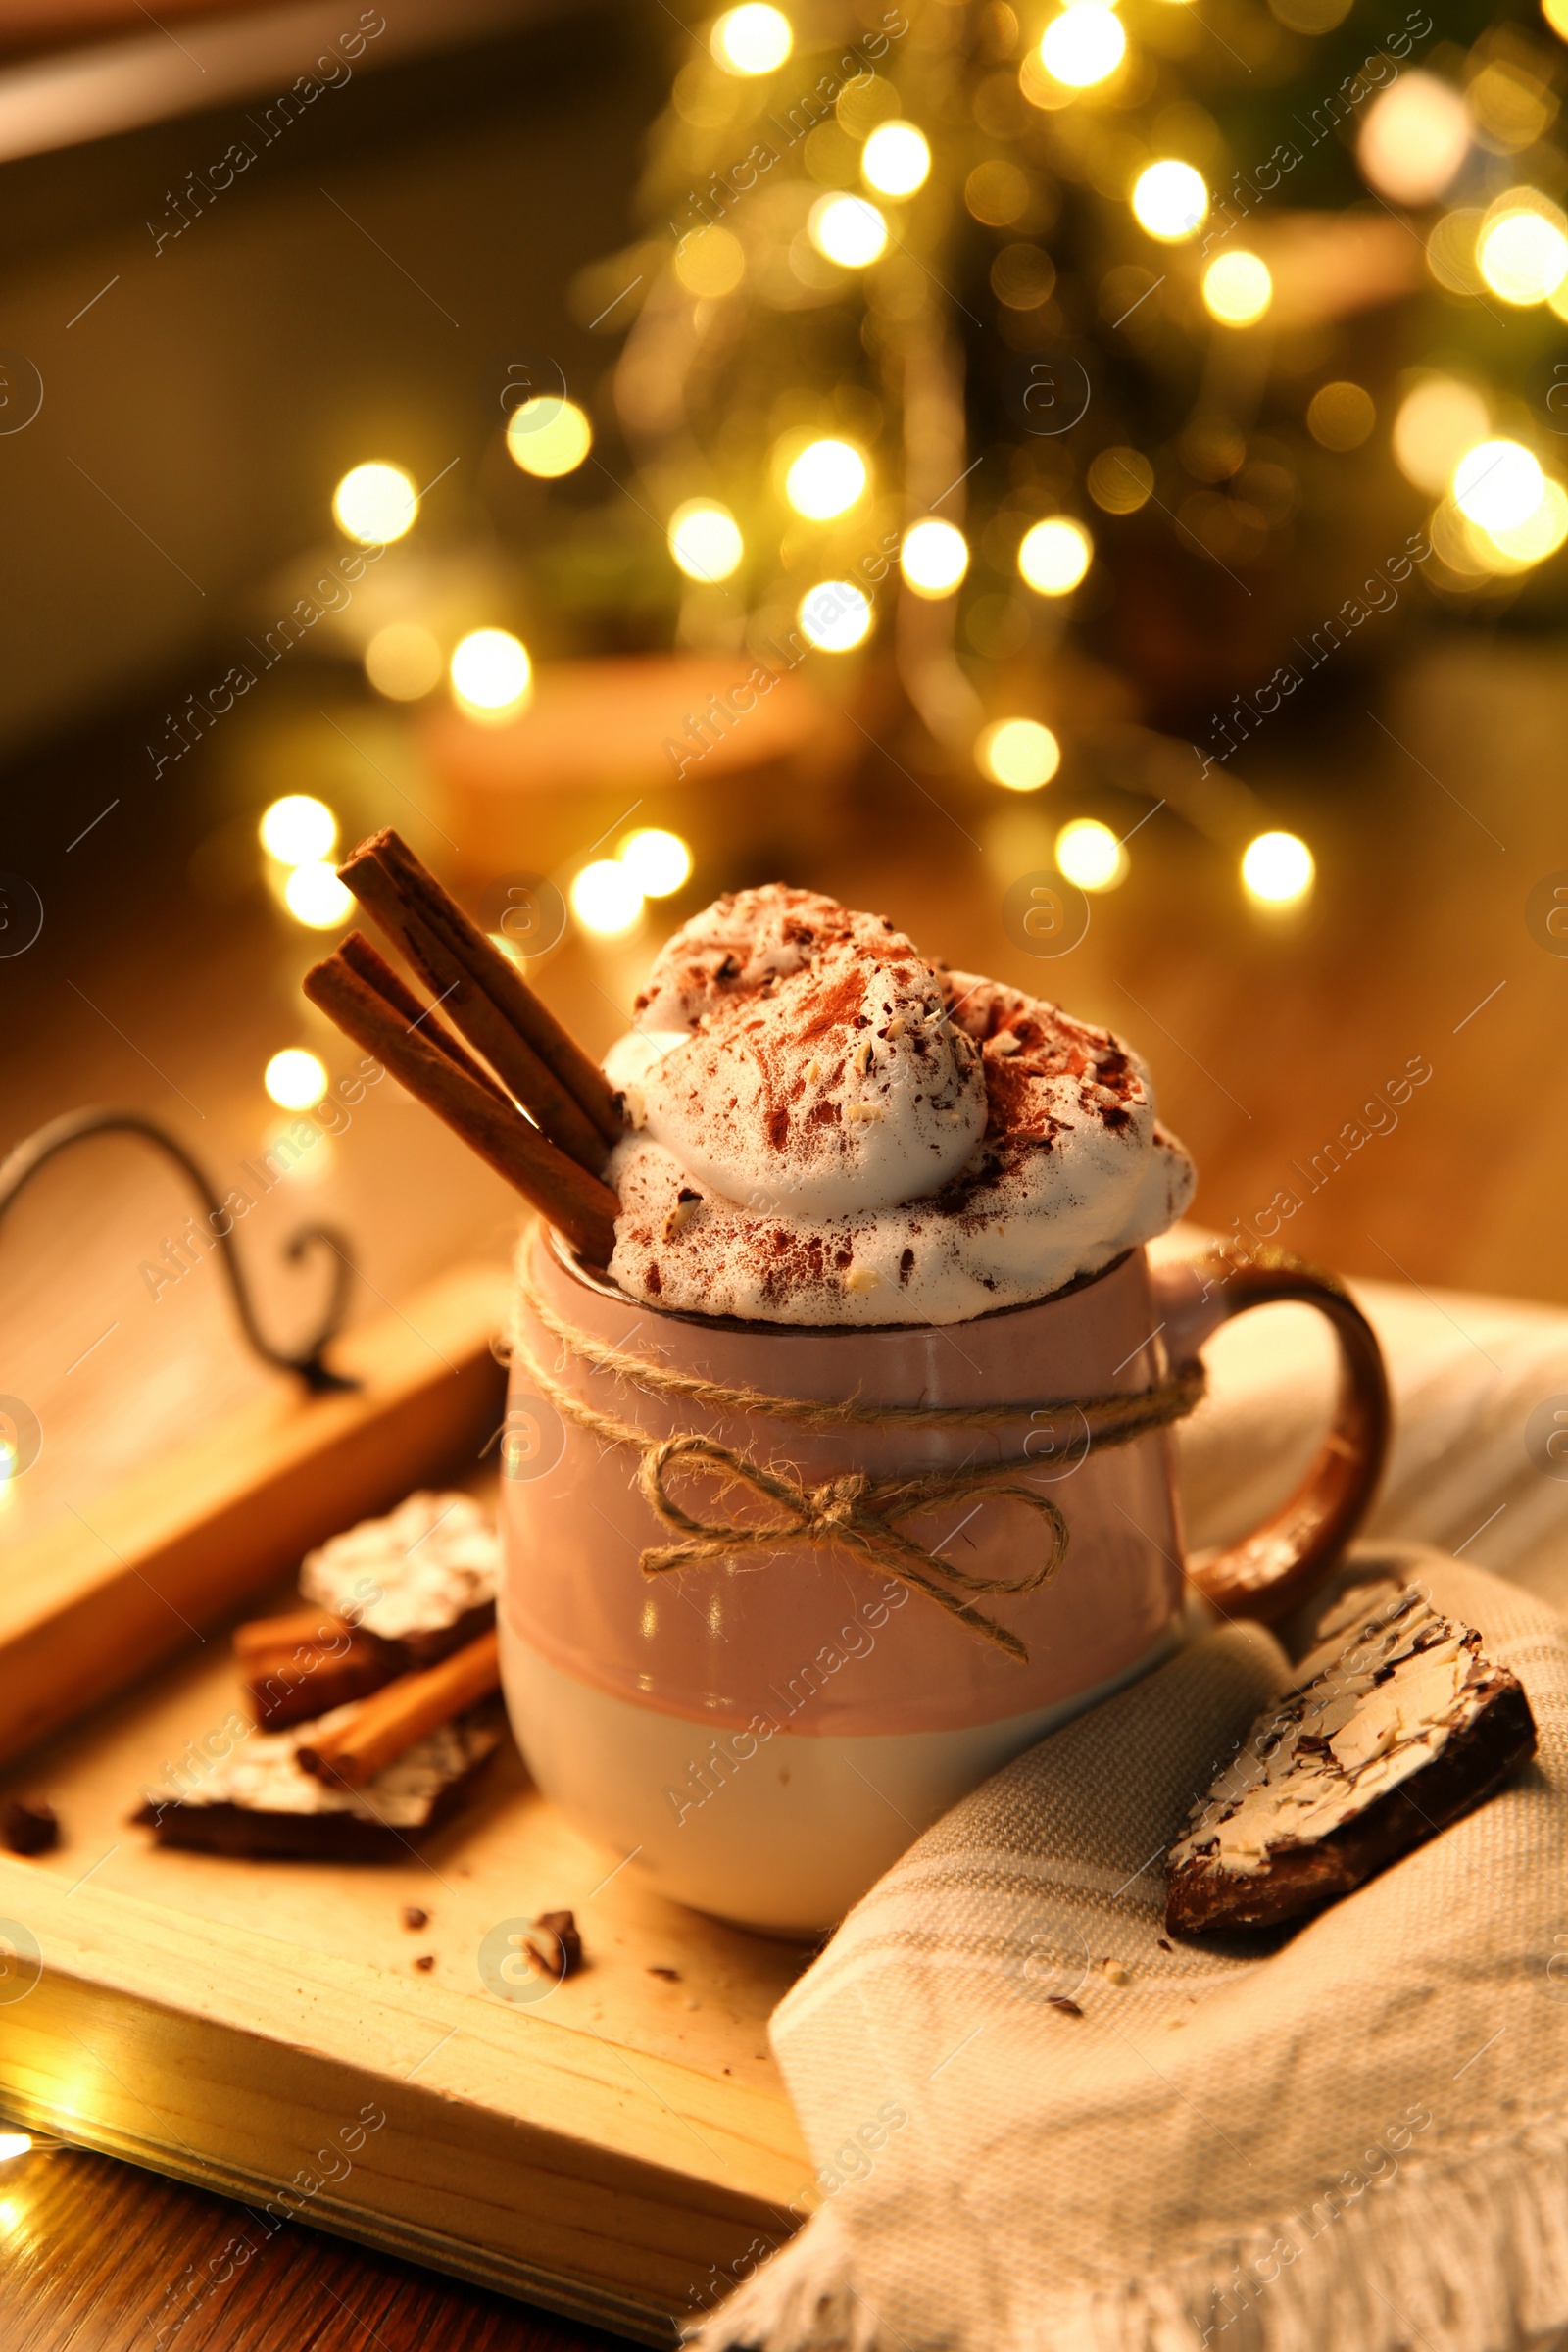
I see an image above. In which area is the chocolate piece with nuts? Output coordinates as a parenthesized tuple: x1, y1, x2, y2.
(1167, 1586, 1536, 1936)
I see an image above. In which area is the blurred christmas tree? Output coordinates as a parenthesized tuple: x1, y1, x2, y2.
(559, 0, 1568, 791)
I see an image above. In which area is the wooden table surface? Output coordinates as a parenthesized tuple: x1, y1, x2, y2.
(2, 631, 1564, 2342)
(3, 2137, 629, 2352)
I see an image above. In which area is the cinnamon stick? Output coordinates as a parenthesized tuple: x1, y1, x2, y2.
(303, 950, 619, 1264)
(243, 1633, 396, 1731)
(343, 829, 624, 1154)
(340, 844, 608, 1171)
(297, 1630, 501, 1788)
(233, 1607, 357, 1657)
(338, 931, 510, 1106)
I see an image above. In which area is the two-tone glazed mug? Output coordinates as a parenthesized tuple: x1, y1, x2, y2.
(499, 1227, 1388, 1933)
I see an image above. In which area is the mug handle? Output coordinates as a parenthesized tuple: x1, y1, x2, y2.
(1150, 1246, 1392, 1625)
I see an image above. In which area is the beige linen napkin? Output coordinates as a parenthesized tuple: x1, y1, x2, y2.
(698, 1549, 1568, 2352)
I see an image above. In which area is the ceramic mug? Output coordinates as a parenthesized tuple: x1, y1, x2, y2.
(499, 1226, 1389, 1935)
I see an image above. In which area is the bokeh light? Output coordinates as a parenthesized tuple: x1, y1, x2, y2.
(861, 122, 931, 197)
(669, 498, 745, 580)
(785, 437, 867, 518)
(1201, 251, 1273, 325)
(365, 623, 444, 701)
(283, 863, 355, 930)
(1131, 160, 1208, 241)
(1269, 0, 1351, 28)
(1242, 831, 1314, 906)
(1039, 3, 1126, 88)
(506, 397, 593, 478)
(977, 717, 1061, 791)
(260, 795, 336, 865)
(900, 519, 969, 596)
(808, 193, 888, 268)
(993, 243, 1057, 308)
(1356, 72, 1470, 204)
(798, 579, 873, 650)
(1018, 516, 1093, 594)
(1428, 496, 1492, 578)
(1393, 377, 1491, 492)
(332, 462, 418, 546)
(620, 828, 694, 896)
(967, 160, 1032, 225)
(837, 73, 901, 139)
(1427, 207, 1485, 295)
(1087, 448, 1153, 512)
(673, 225, 747, 297)
(1469, 59, 1553, 151)
(1306, 381, 1376, 450)
(1056, 817, 1127, 890)
(1453, 439, 1545, 532)
(710, 3, 792, 74)
(1477, 198, 1568, 305)
(450, 628, 532, 718)
(571, 859, 645, 937)
(265, 1049, 328, 1109)
(1470, 476, 1568, 568)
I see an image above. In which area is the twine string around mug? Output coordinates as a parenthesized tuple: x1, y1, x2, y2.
(510, 1257, 1206, 1664)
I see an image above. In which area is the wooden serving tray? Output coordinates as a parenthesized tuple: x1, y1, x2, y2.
(0, 1264, 811, 2341)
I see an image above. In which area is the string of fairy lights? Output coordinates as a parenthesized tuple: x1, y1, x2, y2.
(607, 0, 1568, 903)
(667, 0, 1568, 575)
(322, 398, 1311, 915)
(248, 0, 1567, 1027)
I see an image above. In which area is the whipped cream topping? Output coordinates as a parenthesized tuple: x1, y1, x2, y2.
(602, 885, 1197, 1327)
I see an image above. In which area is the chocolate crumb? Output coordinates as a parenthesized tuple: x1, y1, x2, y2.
(525, 1908, 585, 1983)
(1047, 1995, 1083, 2017)
(401, 1904, 429, 1932)
(1157, 1937, 1173, 1951)
(647, 1965, 682, 1981)
(413, 1953, 435, 1972)
(2, 1798, 59, 1856)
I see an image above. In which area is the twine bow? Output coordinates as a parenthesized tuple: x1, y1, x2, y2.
(637, 1433, 1078, 1664)
(511, 1251, 1205, 1662)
